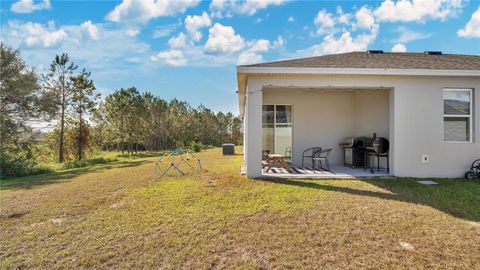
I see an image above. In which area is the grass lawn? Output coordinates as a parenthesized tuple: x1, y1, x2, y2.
(1, 148, 479, 269)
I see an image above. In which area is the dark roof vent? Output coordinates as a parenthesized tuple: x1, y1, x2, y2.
(367, 50, 384, 54)
(424, 51, 442, 55)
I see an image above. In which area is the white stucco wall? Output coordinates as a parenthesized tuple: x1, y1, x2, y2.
(353, 92, 390, 138)
(243, 74, 480, 178)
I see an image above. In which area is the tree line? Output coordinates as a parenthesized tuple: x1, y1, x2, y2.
(0, 43, 242, 177)
(94, 88, 242, 154)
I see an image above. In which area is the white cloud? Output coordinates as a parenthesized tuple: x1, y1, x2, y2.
(302, 5, 388, 56)
(314, 9, 336, 35)
(301, 25, 379, 56)
(81, 21, 99, 40)
(210, 0, 286, 17)
(273, 35, 285, 48)
(355, 6, 375, 30)
(2, 20, 151, 73)
(125, 28, 140, 37)
(237, 39, 270, 65)
(374, 0, 463, 22)
(6, 20, 67, 48)
(106, 0, 200, 25)
(249, 39, 270, 52)
(288, 16, 295, 22)
(457, 6, 480, 38)
(237, 52, 263, 65)
(254, 13, 270, 24)
(185, 12, 211, 42)
(336, 6, 352, 24)
(10, 0, 51, 14)
(394, 26, 431, 43)
(391, 43, 407, 52)
(157, 25, 279, 67)
(237, 0, 286, 15)
(152, 23, 180, 38)
(174, 45, 239, 67)
(204, 23, 245, 55)
(209, 0, 230, 18)
(168, 32, 189, 48)
(312, 7, 354, 35)
(150, 49, 187, 66)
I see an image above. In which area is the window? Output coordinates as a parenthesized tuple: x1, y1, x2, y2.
(443, 89, 473, 142)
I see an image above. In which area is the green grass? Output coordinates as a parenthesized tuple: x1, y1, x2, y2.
(1, 148, 479, 269)
(1, 151, 166, 184)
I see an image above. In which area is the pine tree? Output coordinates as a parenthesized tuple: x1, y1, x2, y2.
(71, 69, 99, 160)
(43, 53, 78, 163)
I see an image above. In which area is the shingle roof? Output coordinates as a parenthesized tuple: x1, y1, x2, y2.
(239, 51, 480, 70)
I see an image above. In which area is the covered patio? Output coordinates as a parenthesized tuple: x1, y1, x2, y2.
(258, 86, 392, 179)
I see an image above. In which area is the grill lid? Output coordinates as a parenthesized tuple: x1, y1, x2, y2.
(368, 137, 389, 154)
(339, 137, 354, 147)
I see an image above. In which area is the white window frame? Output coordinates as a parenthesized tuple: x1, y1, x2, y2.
(443, 88, 473, 143)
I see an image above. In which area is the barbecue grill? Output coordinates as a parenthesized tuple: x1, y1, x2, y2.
(339, 137, 367, 168)
(357, 137, 389, 155)
(340, 135, 390, 173)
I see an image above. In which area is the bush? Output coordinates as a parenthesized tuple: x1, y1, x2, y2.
(63, 157, 117, 169)
(0, 149, 54, 178)
(190, 141, 204, 152)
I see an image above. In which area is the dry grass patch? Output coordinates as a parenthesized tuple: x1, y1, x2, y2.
(1, 148, 479, 269)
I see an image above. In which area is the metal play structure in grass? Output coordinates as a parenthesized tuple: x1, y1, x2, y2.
(154, 149, 202, 177)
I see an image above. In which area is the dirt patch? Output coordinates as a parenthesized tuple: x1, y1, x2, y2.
(400, 242, 415, 251)
(49, 218, 64, 224)
(110, 201, 126, 209)
(21, 218, 64, 230)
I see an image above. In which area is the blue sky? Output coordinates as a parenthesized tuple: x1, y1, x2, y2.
(1, 0, 479, 114)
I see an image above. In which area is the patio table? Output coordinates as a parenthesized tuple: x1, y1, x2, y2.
(263, 154, 291, 173)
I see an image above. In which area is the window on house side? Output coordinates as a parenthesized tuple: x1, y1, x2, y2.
(443, 89, 473, 142)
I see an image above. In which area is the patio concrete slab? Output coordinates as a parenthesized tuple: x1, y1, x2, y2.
(263, 165, 391, 179)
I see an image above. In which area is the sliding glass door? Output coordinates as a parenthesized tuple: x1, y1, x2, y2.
(262, 105, 292, 159)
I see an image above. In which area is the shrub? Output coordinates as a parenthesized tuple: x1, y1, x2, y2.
(190, 141, 204, 152)
(0, 149, 54, 178)
(63, 157, 117, 169)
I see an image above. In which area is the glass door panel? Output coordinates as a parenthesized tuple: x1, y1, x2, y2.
(275, 123, 292, 156)
(262, 105, 293, 159)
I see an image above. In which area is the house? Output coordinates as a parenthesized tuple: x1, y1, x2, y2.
(236, 51, 480, 178)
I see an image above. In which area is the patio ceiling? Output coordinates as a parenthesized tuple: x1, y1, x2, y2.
(237, 84, 392, 117)
(261, 85, 392, 92)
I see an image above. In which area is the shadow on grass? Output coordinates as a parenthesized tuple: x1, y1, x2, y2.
(116, 151, 165, 159)
(0, 160, 150, 191)
(258, 177, 480, 222)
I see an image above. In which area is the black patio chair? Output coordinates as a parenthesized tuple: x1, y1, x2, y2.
(302, 147, 322, 168)
(313, 148, 332, 172)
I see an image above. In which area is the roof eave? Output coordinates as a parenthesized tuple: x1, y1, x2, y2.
(236, 67, 480, 77)
(236, 67, 479, 118)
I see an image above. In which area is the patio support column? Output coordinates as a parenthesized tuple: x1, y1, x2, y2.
(245, 84, 263, 178)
